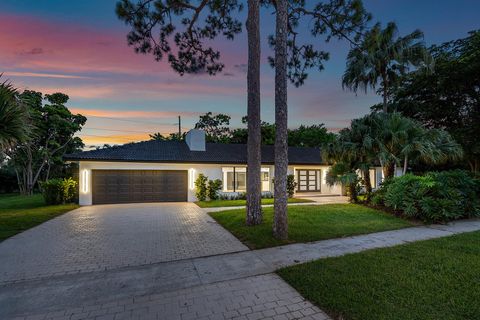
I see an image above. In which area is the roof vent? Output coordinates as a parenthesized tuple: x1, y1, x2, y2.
(185, 129, 206, 151)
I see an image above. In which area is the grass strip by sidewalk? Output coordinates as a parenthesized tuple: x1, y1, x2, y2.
(278, 230, 480, 320)
(209, 204, 412, 249)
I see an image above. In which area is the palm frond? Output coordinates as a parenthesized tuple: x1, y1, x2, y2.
(0, 76, 30, 151)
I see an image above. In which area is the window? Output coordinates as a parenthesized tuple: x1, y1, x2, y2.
(223, 167, 247, 192)
(222, 167, 270, 192)
(261, 168, 270, 192)
(261, 172, 269, 181)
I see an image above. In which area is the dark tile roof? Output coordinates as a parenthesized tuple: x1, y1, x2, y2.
(64, 140, 326, 165)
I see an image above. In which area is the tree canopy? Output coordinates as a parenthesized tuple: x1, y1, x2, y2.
(189, 112, 335, 147)
(343, 21, 432, 112)
(6, 91, 86, 194)
(194, 112, 231, 143)
(324, 112, 463, 190)
(116, 0, 244, 75)
(389, 30, 480, 172)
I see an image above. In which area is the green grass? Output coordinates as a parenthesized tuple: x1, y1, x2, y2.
(0, 194, 79, 241)
(278, 231, 480, 320)
(209, 204, 412, 249)
(195, 197, 313, 208)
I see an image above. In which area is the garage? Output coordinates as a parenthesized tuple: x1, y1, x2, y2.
(92, 170, 188, 204)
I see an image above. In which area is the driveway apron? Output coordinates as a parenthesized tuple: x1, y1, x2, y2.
(0, 203, 247, 284)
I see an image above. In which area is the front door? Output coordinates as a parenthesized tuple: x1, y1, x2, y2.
(297, 169, 321, 192)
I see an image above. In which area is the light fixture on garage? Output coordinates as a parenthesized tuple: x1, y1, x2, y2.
(82, 170, 89, 193)
(189, 169, 196, 189)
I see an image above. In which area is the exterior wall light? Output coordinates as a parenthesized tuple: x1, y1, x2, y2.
(82, 170, 89, 193)
(189, 169, 196, 189)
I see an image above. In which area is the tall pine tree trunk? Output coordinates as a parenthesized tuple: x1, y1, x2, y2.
(246, 0, 262, 225)
(273, 0, 288, 240)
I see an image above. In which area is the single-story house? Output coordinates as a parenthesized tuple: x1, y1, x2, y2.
(65, 130, 384, 205)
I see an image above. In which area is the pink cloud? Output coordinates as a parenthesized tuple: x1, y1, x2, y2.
(4, 71, 91, 79)
(22, 78, 245, 100)
(70, 107, 199, 119)
(0, 13, 246, 76)
(24, 85, 115, 99)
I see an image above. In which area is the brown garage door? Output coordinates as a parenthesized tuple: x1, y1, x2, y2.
(92, 170, 188, 204)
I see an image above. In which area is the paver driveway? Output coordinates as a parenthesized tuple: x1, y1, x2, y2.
(0, 203, 247, 284)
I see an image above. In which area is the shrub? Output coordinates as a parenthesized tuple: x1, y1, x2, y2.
(377, 170, 480, 222)
(207, 179, 222, 200)
(236, 192, 247, 200)
(262, 191, 274, 199)
(41, 177, 77, 205)
(287, 174, 297, 198)
(194, 174, 208, 201)
(371, 177, 394, 205)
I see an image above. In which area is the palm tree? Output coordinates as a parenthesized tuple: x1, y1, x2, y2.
(323, 122, 376, 201)
(367, 112, 462, 178)
(400, 127, 463, 174)
(373, 112, 415, 177)
(342, 22, 432, 112)
(325, 162, 359, 203)
(0, 78, 29, 151)
(323, 136, 361, 202)
(344, 118, 377, 198)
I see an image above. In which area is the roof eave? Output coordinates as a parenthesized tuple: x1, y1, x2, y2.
(63, 157, 327, 166)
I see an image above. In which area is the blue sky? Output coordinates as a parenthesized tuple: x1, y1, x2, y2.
(0, 0, 478, 146)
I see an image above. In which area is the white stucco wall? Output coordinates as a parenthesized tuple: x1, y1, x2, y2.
(78, 162, 342, 205)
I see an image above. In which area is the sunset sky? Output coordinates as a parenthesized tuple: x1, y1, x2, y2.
(1, 0, 478, 147)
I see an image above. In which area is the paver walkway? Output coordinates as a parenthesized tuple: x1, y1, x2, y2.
(6, 274, 330, 320)
(3, 219, 479, 319)
(0, 203, 247, 284)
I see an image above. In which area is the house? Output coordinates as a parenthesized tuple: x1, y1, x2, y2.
(65, 130, 381, 206)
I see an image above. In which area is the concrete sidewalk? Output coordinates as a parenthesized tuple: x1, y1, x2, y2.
(202, 196, 349, 213)
(3, 219, 479, 319)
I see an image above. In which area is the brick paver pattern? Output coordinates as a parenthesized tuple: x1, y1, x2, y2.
(4, 203, 478, 320)
(12, 274, 330, 320)
(0, 203, 248, 283)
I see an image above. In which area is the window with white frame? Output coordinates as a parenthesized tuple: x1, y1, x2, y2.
(222, 167, 270, 192)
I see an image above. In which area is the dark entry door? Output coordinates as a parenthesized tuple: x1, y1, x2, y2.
(297, 169, 321, 192)
(92, 170, 188, 204)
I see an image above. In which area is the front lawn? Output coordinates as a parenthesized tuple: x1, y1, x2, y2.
(209, 204, 412, 249)
(0, 194, 78, 241)
(278, 231, 480, 320)
(196, 197, 313, 208)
